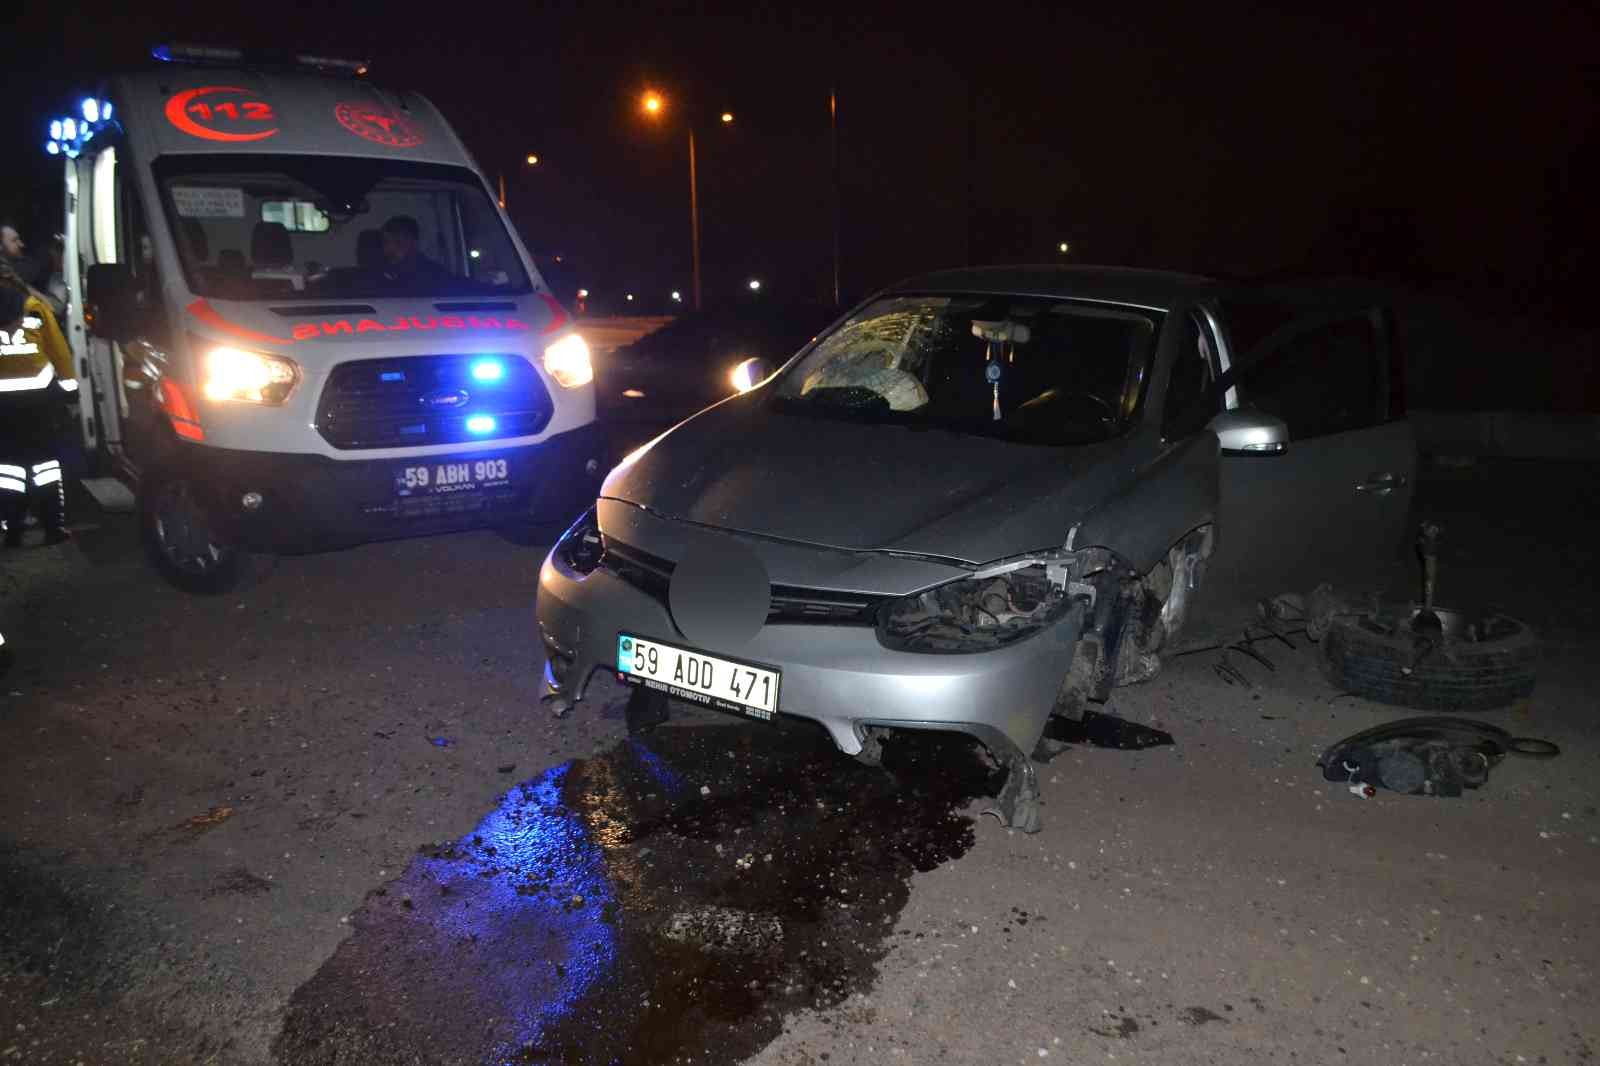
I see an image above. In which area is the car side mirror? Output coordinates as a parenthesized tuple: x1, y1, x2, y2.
(1209, 408, 1289, 456)
(730, 356, 772, 394)
(85, 263, 142, 342)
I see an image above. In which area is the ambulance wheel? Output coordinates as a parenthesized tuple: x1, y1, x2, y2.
(141, 474, 247, 595)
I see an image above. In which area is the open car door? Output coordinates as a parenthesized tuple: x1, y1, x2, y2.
(1189, 287, 1417, 634)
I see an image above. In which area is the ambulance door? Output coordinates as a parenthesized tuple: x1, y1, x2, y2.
(83, 145, 125, 455)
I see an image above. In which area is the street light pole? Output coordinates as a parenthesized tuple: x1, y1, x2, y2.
(688, 127, 702, 312)
(830, 88, 841, 307)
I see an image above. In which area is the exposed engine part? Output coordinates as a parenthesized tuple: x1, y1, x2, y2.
(878, 549, 1104, 653)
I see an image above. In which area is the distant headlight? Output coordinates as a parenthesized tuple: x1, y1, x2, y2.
(877, 551, 1104, 653)
(543, 333, 594, 389)
(729, 356, 770, 394)
(201, 344, 299, 405)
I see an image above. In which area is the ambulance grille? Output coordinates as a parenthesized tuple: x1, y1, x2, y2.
(315, 354, 553, 449)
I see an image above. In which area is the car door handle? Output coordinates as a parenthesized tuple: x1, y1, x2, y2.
(1356, 472, 1407, 495)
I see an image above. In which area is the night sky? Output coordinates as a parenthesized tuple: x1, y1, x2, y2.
(3, 2, 1595, 315)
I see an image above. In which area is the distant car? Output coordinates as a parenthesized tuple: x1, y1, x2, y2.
(595, 303, 839, 428)
(539, 267, 1416, 831)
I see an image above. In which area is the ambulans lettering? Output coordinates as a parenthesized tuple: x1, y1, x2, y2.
(291, 316, 534, 339)
(166, 87, 280, 143)
(203, 305, 537, 345)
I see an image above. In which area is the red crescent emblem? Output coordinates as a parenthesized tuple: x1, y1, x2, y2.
(165, 86, 279, 143)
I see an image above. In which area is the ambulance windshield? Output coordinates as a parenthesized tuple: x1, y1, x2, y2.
(153, 155, 533, 300)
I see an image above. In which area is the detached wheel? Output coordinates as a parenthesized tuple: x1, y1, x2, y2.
(141, 475, 247, 595)
(1318, 606, 1537, 711)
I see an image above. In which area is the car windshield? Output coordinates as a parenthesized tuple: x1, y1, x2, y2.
(152, 154, 532, 301)
(771, 294, 1160, 445)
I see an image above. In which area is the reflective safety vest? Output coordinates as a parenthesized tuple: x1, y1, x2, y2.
(0, 293, 75, 395)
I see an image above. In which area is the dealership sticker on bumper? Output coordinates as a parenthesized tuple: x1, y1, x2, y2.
(617, 633, 780, 720)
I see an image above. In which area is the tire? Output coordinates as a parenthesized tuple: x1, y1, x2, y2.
(140, 473, 248, 595)
(1318, 608, 1537, 711)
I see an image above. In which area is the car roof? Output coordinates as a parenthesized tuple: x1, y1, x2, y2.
(881, 265, 1218, 309)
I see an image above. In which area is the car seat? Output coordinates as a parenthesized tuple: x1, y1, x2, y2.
(251, 222, 293, 269)
(356, 229, 384, 271)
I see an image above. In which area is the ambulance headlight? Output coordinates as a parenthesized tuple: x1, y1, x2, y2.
(542, 333, 593, 389)
(200, 344, 300, 405)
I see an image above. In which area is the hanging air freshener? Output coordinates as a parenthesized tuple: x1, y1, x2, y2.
(987, 360, 1003, 420)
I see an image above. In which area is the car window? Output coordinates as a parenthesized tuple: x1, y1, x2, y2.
(1162, 310, 1219, 440)
(772, 294, 1160, 447)
(1234, 315, 1383, 439)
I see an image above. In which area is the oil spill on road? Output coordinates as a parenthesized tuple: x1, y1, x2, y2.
(274, 719, 998, 1065)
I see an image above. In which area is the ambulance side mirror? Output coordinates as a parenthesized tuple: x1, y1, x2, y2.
(85, 263, 141, 341)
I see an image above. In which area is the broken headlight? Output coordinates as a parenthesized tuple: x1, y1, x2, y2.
(553, 506, 603, 575)
(876, 555, 1092, 654)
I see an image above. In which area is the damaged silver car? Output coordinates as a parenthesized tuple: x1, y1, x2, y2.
(537, 267, 1416, 830)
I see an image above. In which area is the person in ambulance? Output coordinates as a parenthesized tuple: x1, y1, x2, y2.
(0, 264, 75, 546)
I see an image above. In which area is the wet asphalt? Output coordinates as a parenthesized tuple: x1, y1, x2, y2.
(274, 718, 995, 1065)
(2, 456, 1598, 1064)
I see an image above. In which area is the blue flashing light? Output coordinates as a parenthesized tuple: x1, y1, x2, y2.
(102, 101, 112, 121)
(379, 370, 406, 382)
(46, 141, 60, 156)
(470, 359, 505, 382)
(82, 98, 100, 124)
(50, 120, 62, 141)
(63, 118, 77, 141)
(466, 415, 497, 435)
(152, 44, 173, 62)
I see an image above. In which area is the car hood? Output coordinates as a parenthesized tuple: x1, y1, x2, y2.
(600, 396, 1145, 564)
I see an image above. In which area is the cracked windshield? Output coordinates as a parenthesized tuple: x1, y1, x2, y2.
(774, 295, 1161, 445)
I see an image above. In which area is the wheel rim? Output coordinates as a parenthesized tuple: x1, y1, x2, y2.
(152, 481, 226, 576)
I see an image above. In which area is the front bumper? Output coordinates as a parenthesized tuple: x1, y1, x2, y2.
(536, 536, 1086, 826)
(173, 421, 606, 553)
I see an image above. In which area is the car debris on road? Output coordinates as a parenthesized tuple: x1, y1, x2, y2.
(1318, 715, 1559, 797)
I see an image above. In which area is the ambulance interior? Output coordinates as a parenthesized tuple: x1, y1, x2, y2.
(152, 155, 530, 301)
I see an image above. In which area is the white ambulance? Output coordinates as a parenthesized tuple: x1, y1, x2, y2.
(48, 45, 602, 592)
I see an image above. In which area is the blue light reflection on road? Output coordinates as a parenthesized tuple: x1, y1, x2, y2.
(420, 763, 617, 1057)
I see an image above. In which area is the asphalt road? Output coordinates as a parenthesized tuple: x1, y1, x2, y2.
(0, 456, 1596, 1064)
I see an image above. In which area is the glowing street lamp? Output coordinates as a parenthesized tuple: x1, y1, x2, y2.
(747, 278, 762, 292)
(526, 153, 540, 166)
(1057, 240, 1071, 255)
(671, 290, 683, 303)
(641, 89, 732, 312)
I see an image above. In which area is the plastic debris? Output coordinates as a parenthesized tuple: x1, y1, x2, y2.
(179, 805, 235, 832)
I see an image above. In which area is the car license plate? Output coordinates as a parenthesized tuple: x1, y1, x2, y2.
(616, 633, 781, 721)
(394, 456, 511, 497)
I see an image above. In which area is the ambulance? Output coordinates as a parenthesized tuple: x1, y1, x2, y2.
(46, 45, 603, 592)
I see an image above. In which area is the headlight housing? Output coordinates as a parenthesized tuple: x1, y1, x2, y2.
(553, 506, 603, 575)
(543, 333, 594, 388)
(199, 343, 299, 405)
(877, 552, 1100, 653)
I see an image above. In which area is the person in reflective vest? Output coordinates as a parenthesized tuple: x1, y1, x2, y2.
(0, 266, 77, 546)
